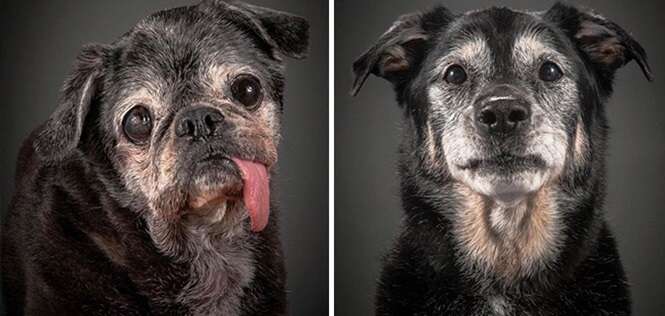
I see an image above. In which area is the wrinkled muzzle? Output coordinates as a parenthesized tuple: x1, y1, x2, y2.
(151, 104, 276, 232)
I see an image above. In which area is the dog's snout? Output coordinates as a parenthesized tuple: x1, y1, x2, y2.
(475, 99, 531, 135)
(175, 106, 225, 139)
(474, 85, 531, 136)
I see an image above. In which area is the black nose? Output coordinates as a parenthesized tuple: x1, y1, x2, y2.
(475, 98, 531, 136)
(175, 106, 225, 139)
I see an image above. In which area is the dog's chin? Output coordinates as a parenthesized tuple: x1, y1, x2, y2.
(183, 159, 244, 225)
(463, 170, 549, 206)
(186, 183, 242, 224)
(452, 155, 552, 206)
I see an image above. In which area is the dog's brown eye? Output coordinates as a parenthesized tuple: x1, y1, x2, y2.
(122, 105, 153, 144)
(231, 74, 263, 110)
(444, 64, 467, 84)
(539, 61, 563, 82)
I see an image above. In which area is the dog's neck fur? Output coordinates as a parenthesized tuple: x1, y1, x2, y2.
(146, 209, 257, 315)
(451, 184, 562, 282)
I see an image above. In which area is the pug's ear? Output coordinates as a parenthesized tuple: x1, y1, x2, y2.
(202, 0, 310, 59)
(33, 44, 108, 161)
(545, 2, 653, 83)
(351, 6, 454, 96)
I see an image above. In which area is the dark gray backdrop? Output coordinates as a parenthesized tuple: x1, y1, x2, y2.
(335, 0, 665, 315)
(0, 1, 327, 315)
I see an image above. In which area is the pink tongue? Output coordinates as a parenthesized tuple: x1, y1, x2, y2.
(231, 158, 270, 232)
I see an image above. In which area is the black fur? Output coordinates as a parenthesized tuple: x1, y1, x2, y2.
(1, 1, 308, 315)
(352, 3, 651, 315)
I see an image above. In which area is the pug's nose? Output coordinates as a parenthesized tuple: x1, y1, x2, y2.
(474, 96, 531, 136)
(175, 106, 225, 139)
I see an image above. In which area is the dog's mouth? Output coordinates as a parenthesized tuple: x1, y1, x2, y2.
(454, 153, 550, 205)
(187, 153, 270, 232)
(458, 154, 546, 174)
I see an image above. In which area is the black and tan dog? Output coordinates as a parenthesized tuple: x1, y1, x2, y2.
(1, 1, 308, 314)
(352, 2, 651, 315)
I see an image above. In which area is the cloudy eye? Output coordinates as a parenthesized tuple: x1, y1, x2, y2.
(231, 74, 263, 110)
(122, 105, 153, 144)
(444, 64, 467, 84)
(539, 61, 563, 82)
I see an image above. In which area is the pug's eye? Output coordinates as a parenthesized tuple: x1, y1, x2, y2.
(122, 105, 153, 144)
(444, 64, 467, 84)
(539, 61, 563, 82)
(231, 74, 263, 110)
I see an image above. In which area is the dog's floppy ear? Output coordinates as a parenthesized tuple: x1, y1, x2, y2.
(545, 2, 653, 82)
(33, 44, 107, 161)
(351, 7, 453, 96)
(201, 0, 309, 59)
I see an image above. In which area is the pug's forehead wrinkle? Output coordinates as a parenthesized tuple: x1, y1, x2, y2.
(204, 63, 259, 89)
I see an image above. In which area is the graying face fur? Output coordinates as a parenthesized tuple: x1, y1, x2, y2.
(98, 5, 290, 244)
(352, 5, 650, 210)
(109, 40, 281, 227)
(425, 20, 579, 206)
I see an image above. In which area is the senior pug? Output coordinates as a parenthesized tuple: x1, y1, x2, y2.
(1, 1, 308, 315)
